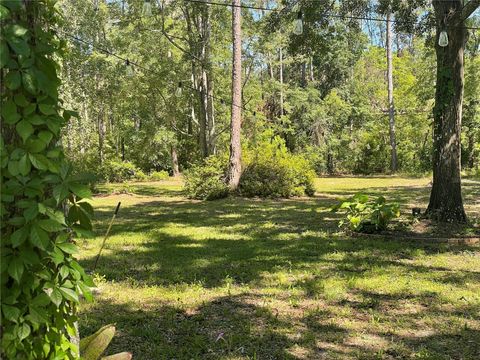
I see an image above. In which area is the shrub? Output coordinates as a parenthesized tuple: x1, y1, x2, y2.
(150, 170, 170, 181)
(98, 160, 142, 183)
(135, 169, 148, 181)
(184, 156, 229, 200)
(331, 194, 400, 233)
(239, 136, 316, 198)
(301, 145, 327, 175)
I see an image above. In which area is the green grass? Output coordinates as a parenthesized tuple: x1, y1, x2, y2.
(79, 177, 480, 359)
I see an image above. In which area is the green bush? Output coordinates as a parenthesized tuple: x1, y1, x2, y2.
(239, 136, 316, 198)
(98, 160, 142, 183)
(301, 145, 327, 175)
(150, 170, 169, 181)
(331, 194, 400, 233)
(135, 169, 148, 181)
(184, 156, 229, 200)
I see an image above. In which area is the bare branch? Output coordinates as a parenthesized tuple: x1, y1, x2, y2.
(462, 0, 480, 20)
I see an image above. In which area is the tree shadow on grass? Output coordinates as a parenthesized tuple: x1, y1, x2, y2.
(81, 294, 302, 360)
(80, 290, 480, 360)
(80, 189, 480, 359)
(83, 193, 478, 289)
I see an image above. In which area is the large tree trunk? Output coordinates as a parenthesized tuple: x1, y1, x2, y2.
(227, 0, 242, 190)
(426, 0, 476, 223)
(386, 11, 397, 173)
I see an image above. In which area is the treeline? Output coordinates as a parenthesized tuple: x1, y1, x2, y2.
(59, 0, 480, 180)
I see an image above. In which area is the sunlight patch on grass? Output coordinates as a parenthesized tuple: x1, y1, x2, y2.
(78, 177, 480, 359)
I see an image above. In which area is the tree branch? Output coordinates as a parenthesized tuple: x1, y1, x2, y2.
(461, 0, 480, 20)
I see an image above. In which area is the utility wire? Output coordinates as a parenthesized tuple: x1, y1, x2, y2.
(62, 31, 256, 114)
(64, 0, 478, 117)
(179, 0, 480, 30)
(63, 30, 434, 120)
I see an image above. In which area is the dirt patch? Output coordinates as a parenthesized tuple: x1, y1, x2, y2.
(348, 219, 480, 244)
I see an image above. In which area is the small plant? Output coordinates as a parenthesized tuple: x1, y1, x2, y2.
(149, 170, 169, 181)
(331, 194, 400, 233)
(80, 324, 132, 360)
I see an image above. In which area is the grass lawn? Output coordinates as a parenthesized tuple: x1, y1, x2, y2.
(78, 176, 480, 359)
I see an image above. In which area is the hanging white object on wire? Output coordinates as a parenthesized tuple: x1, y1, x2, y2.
(438, 30, 448, 47)
(293, 11, 303, 35)
(143, 0, 153, 17)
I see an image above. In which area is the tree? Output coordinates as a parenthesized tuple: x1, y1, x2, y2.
(298, 0, 479, 221)
(386, 10, 398, 172)
(426, 0, 479, 222)
(227, 0, 242, 189)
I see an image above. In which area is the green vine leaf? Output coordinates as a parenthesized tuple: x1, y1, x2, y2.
(56, 242, 78, 254)
(16, 119, 34, 143)
(10, 225, 29, 247)
(17, 323, 31, 341)
(8, 257, 24, 283)
(38, 104, 56, 115)
(7, 36, 30, 56)
(30, 223, 50, 250)
(0, 5, 10, 20)
(18, 153, 31, 175)
(38, 218, 65, 232)
(1, 99, 20, 124)
(48, 288, 62, 307)
(2, 304, 20, 322)
(5, 70, 21, 90)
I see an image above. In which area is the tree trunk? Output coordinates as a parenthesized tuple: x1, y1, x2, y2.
(386, 11, 398, 173)
(426, 0, 473, 223)
(97, 109, 105, 165)
(466, 130, 475, 169)
(185, 4, 210, 158)
(309, 56, 314, 81)
(171, 146, 180, 177)
(279, 47, 284, 117)
(207, 74, 216, 154)
(198, 74, 209, 157)
(301, 62, 307, 88)
(227, 0, 242, 190)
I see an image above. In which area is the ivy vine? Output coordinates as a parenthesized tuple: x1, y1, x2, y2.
(1, 0, 94, 358)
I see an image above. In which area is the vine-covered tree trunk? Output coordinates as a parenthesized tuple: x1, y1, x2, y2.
(227, 0, 242, 189)
(1, 1, 95, 357)
(426, 0, 479, 222)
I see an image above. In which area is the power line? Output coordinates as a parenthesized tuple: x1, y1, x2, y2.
(61, 31, 256, 115)
(61, 0, 479, 119)
(179, 0, 480, 30)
